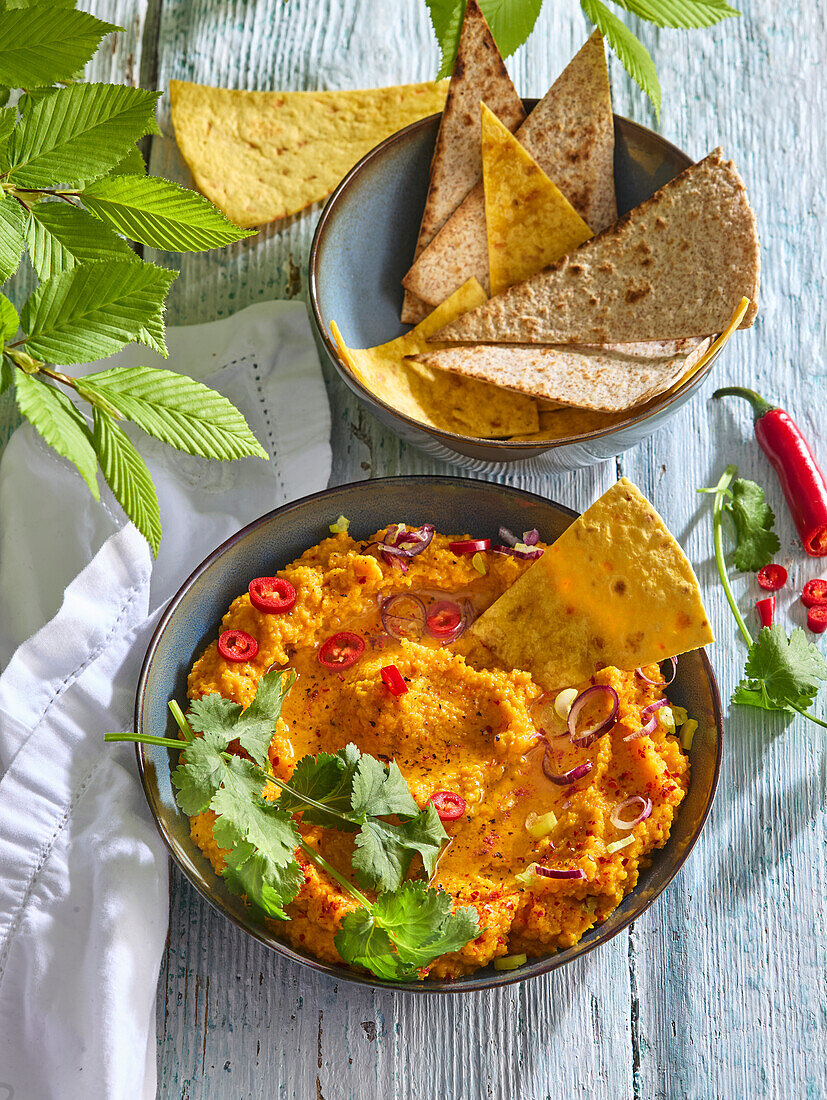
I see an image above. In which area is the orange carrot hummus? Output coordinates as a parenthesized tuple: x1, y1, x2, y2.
(186, 523, 689, 979)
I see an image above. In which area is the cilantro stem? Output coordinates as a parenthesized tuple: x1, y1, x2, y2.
(168, 699, 194, 742)
(299, 841, 372, 909)
(709, 465, 754, 648)
(792, 705, 827, 729)
(104, 732, 183, 748)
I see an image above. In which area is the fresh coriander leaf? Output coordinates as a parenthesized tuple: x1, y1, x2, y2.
(334, 910, 402, 980)
(24, 202, 136, 280)
(732, 624, 827, 714)
(580, 0, 662, 116)
(278, 744, 362, 829)
(76, 365, 269, 460)
(233, 668, 296, 767)
(211, 755, 302, 869)
(352, 804, 446, 892)
(426, 0, 544, 79)
(20, 260, 176, 363)
(171, 727, 231, 814)
(0, 5, 119, 88)
(614, 0, 739, 28)
(14, 370, 99, 498)
(0, 290, 19, 343)
(90, 407, 162, 555)
(6, 83, 160, 188)
(223, 842, 304, 921)
(725, 477, 780, 572)
(0, 196, 26, 282)
(187, 692, 243, 741)
(351, 755, 420, 818)
(82, 174, 255, 251)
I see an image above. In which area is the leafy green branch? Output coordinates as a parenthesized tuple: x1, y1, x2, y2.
(0, 0, 263, 555)
(425, 0, 740, 116)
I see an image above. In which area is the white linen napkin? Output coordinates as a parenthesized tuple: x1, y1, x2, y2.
(0, 300, 332, 1099)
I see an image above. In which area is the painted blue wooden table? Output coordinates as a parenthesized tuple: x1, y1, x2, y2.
(1, 1, 825, 1096)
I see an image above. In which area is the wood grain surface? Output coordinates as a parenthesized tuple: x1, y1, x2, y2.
(1, 1, 825, 1097)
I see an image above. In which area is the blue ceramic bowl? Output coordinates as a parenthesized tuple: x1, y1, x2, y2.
(309, 109, 727, 475)
(135, 476, 723, 993)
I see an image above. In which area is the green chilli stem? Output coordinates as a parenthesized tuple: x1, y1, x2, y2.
(299, 840, 372, 909)
(709, 465, 754, 648)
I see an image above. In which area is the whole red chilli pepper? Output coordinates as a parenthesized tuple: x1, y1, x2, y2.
(714, 387, 827, 557)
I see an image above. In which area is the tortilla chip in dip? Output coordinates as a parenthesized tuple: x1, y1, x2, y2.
(402, 31, 616, 305)
(330, 281, 539, 438)
(466, 479, 714, 688)
(401, 0, 525, 324)
(434, 148, 760, 345)
(481, 104, 592, 296)
(170, 79, 449, 226)
(510, 405, 629, 441)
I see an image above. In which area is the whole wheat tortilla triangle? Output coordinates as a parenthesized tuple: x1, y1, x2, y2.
(401, 0, 525, 323)
(433, 148, 760, 345)
(410, 337, 710, 411)
(169, 79, 448, 227)
(465, 479, 714, 689)
(402, 31, 616, 305)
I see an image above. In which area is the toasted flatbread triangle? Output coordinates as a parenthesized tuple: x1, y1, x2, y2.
(433, 148, 760, 344)
(466, 479, 714, 689)
(170, 79, 449, 227)
(402, 31, 616, 305)
(481, 103, 593, 296)
(401, 0, 525, 323)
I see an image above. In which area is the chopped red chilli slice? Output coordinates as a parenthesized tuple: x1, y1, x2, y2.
(756, 596, 775, 628)
(448, 538, 491, 554)
(248, 576, 296, 613)
(807, 604, 827, 633)
(756, 564, 788, 591)
(218, 629, 258, 662)
(380, 664, 408, 695)
(318, 631, 365, 669)
(534, 866, 587, 881)
(801, 578, 827, 607)
(428, 791, 466, 820)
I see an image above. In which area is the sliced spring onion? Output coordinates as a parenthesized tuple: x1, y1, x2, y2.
(659, 706, 675, 733)
(329, 514, 350, 535)
(553, 688, 578, 719)
(515, 863, 539, 886)
(681, 719, 698, 751)
(525, 810, 558, 838)
(494, 953, 528, 971)
(472, 551, 487, 575)
(610, 795, 652, 830)
(606, 834, 635, 855)
(671, 705, 689, 727)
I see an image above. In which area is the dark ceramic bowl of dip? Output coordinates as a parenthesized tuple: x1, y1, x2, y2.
(135, 476, 723, 993)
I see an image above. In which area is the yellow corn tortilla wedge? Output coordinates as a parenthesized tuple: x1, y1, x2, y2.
(170, 79, 449, 226)
(510, 406, 629, 441)
(482, 103, 593, 296)
(467, 479, 714, 689)
(330, 281, 538, 438)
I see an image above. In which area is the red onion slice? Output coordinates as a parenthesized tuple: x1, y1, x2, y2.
(493, 544, 544, 560)
(380, 593, 426, 641)
(389, 523, 434, 555)
(635, 656, 677, 686)
(610, 795, 653, 829)
(522, 528, 540, 546)
(543, 758, 593, 785)
(534, 866, 587, 881)
(566, 685, 619, 747)
(499, 525, 518, 547)
(623, 698, 669, 742)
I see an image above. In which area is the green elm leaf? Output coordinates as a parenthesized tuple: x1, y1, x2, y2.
(0, 4, 120, 88)
(426, 0, 544, 80)
(5, 83, 160, 188)
(210, 756, 302, 869)
(14, 369, 99, 498)
(277, 744, 362, 829)
(725, 477, 780, 572)
(0, 356, 13, 395)
(351, 755, 420, 818)
(75, 365, 269, 461)
(0, 289, 19, 343)
(20, 260, 176, 363)
(0, 196, 26, 282)
(0, 105, 15, 152)
(732, 624, 827, 715)
(613, 0, 739, 28)
(108, 146, 147, 177)
(24, 202, 136, 280)
(171, 727, 230, 815)
(352, 805, 446, 892)
(90, 407, 162, 556)
(580, 0, 662, 116)
(222, 842, 304, 920)
(82, 174, 255, 251)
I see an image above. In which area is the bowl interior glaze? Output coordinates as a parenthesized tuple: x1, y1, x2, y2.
(136, 477, 722, 993)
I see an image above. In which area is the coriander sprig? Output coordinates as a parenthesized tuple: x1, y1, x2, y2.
(106, 669, 481, 980)
(0, 2, 263, 556)
(701, 466, 827, 729)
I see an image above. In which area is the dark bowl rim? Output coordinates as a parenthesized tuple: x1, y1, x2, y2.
(308, 108, 717, 453)
(134, 474, 724, 994)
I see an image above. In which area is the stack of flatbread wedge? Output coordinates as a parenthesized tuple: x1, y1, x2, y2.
(334, 0, 761, 442)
